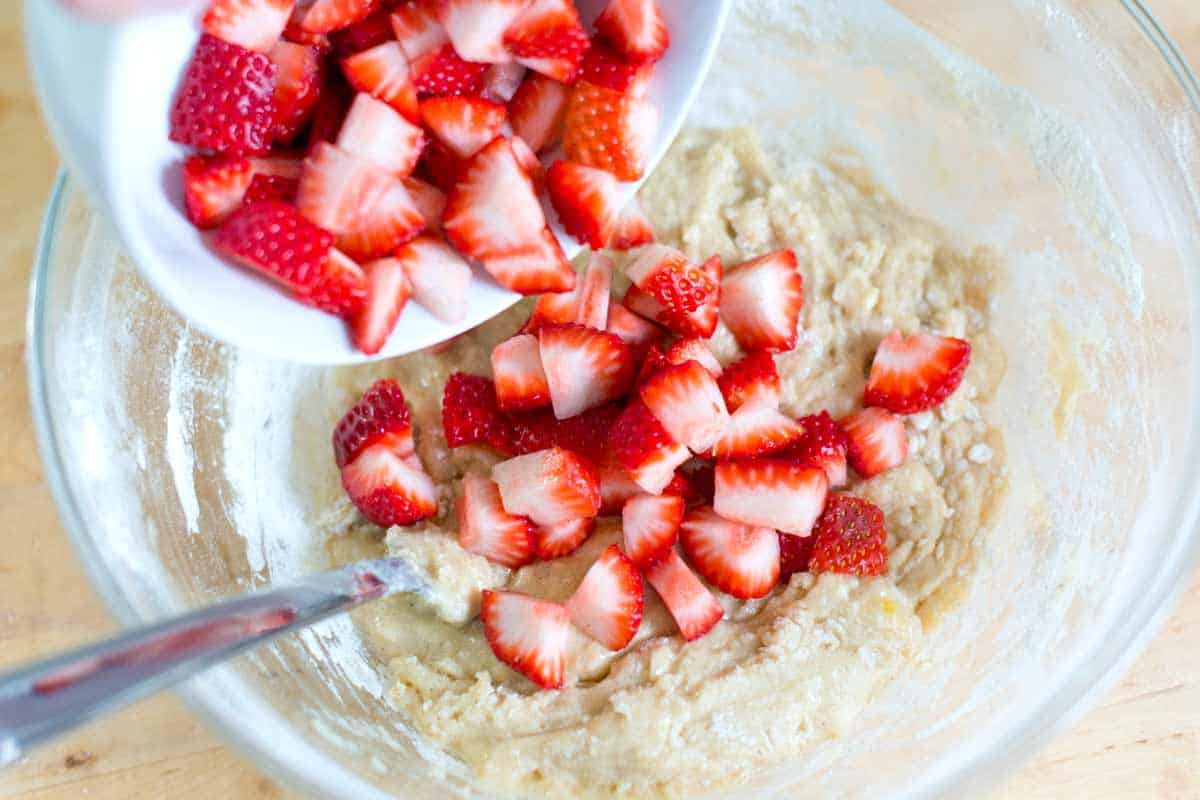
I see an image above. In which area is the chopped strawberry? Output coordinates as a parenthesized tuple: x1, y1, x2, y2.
(720, 249, 804, 353)
(563, 80, 658, 181)
(443, 137, 573, 293)
(508, 402, 622, 461)
(169, 34, 277, 155)
(492, 446, 601, 527)
(642, 549, 723, 641)
(242, 172, 300, 204)
(269, 41, 324, 141)
(864, 330, 972, 414)
(350, 256, 410, 353)
(605, 303, 661, 358)
(713, 459, 828, 537)
(633, 342, 669, 385)
(717, 352, 780, 412)
(492, 333, 551, 411)
(202, 0, 294, 53)
(504, 0, 588, 82)
(419, 96, 507, 158)
(183, 154, 253, 228)
(538, 323, 635, 419)
(597, 449, 642, 514)
(419, 137, 465, 190)
(389, 0, 448, 61)
(808, 494, 888, 576)
(297, 142, 392, 233)
(402, 176, 446, 232)
(841, 407, 907, 479)
(609, 196, 655, 250)
(574, 254, 613, 330)
(303, 247, 370, 316)
(409, 44, 489, 96)
(336, 93, 426, 175)
(621, 492, 682, 569)
(213, 199, 335, 293)
(438, 0, 533, 63)
(510, 135, 544, 187)
(341, 41, 419, 120)
(663, 253, 722, 338)
(297, 0, 376, 34)
(639, 360, 729, 453)
(666, 337, 721, 378)
(442, 372, 514, 454)
(577, 39, 653, 96)
(457, 475, 536, 568)
(711, 403, 803, 461)
(684, 463, 715, 505)
(566, 544, 643, 649)
(523, 288, 578, 334)
(778, 531, 816, 581)
(679, 506, 779, 599)
(332, 378, 411, 467)
(306, 70, 354, 146)
(283, 5, 331, 47)
(626, 244, 715, 316)
(328, 7, 394, 55)
(594, 0, 668, 63)
(507, 73, 568, 153)
(783, 411, 848, 488)
(546, 160, 622, 250)
(393, 234, 471, 321)
(608, 398, 690, 494)
(340, 440, 437, 525)
(480, 589, 570, 688)
(535, 516, 595, 559)
(480, 61, 526, 102)
(335, 179, 425, 259)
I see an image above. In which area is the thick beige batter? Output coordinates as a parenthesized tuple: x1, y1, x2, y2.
(325, 129, 1007, 798)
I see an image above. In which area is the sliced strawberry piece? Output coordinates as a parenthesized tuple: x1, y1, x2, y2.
(335, 179, 425, 259)
(340, 440, 436, 525)
(480, 589, 570, 688)
(419, 137, 465, 190)
(507, 72, 568, 153)
(626, 244, 715, 316)
(573, 254, 613, 330)
(284, 5, 331, 47)
(778, 531, 816, 581)
(337, 93, 426, 175)
(578, 38, 653, 96)
(409, 44, 489, 96)
(269, 41, 324, 142)
(392, 234, 471, 322)
(713, 459, 828, 537)
(633, 341, 668, 385)
(213, 199, 335, 292)
(598, 448, 642, 514)
(621, 492, 682, 569)
(718, 352, 780, 412)
(302, 247, 370, 316)
(566, 544, 643, 649)
(508, 402, 622, 462)
(390, 0, 448, 61)
(480, 61, 526, 102)
(510, 135, 544, 187)
(809, 494, 888, 576)
(492, 446, 601, 527)
(297, 0, 376, 34)
(170, 34, 277, 154)
(610, 195, 655, 250)
(332, 378, 411, 467)
(643, 549, 723, 641)
(402, 175, 446, 232)
(679, 506, 779, 600)
(442, 372, 514, 454)
(864, 330, 972, 414)
(457, 475, 536, 568)
(563, 80, 658, 181)
(203, 0, 294, 53)
(443, 137, 573, 293)
(306, 70, 354, 146)
(711, 403, 803, 461)
(546, 160, 622, 250)
(183, 154, 253, 228)
(437, 0, 533, 63)
(594, 0, 668, 63)
(341, 41, 419, 120)
(350, 256, 410, 353)
(504, 0, 588, 82)
(666, 337, 721, 378)
(419, 96, 507, 158)
(535, 516, 595, 560)
(783, 411, 849, 488)
(639, 360, 729, 453)
(720, 249, 804, 353)
(492, 333, 551, 412)
(662, 253, 722, 338)
(328, 6, 395, 55)
(297, 142, 392, 233)
(242, 172, 300, 204)
(841, 407, 907, 479)
(608, 398, 690, 494)
(605, 303, 660, 358)
(538, 323, 635, 419)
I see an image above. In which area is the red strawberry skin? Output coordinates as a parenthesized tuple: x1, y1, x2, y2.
(563, 81, 657, 182)
(243, 173, 300, 204)
(809, 494, 888, 576)
(778, 531, 816, 581)
(442, 372, 515, 454)
(508, 403, 623, 462)
(784, 411, 849, 488)
(333, 378, 412, 468)
(183, 153, 253, 228)
(578, 39, 653, 95)
(213, 200, 334, 293)
(411, 43, 490, 96)
(863, 331, 972, 414)
(595, 0, 669, 63)
(340, 443, 437, 526)
(170, 34, 278, 155)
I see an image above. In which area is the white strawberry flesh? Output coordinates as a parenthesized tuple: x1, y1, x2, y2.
(457, 475, 536, 569)
(711, 403, 804, 461)
(438, 0, 533, 63)
(643, 549, 723, 642)
(337, 93, 426, 177)
(678, 506, 779, 599)
(538, 324, 634, 420)
(492, 333, 551, 412)
(566, 544, 644, 650)
(719, 249, 804, 353)
(639, 360, 730, 453)
(481, 589, 570, 689)
(393, 234, 471, 323)
(713, 460, 828, 537)
(492, 446, 601, 528)
(621, 492, 683, 569)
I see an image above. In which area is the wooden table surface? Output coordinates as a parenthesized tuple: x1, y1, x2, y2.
(2, 4, 1200, 798)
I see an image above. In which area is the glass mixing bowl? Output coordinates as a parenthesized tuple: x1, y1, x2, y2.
(27, 1, 1200, 797)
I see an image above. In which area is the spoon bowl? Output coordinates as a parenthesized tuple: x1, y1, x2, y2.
(26, 0, 732, 364)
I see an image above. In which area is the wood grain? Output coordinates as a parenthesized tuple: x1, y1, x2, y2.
(1, 3, 1198, 798)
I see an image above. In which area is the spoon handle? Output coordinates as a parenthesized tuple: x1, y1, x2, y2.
(0, 556, 425, 767)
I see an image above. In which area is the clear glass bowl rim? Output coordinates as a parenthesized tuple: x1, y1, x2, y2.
(23, 2, 1200, 797)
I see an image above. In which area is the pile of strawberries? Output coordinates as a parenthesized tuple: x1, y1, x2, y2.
(332, 241, 973, 689)
(169, 0, 668, 354)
